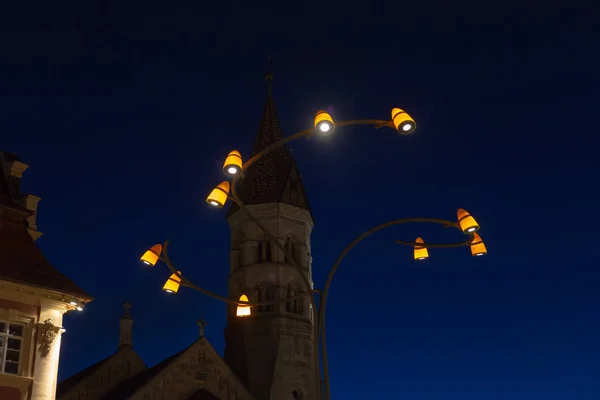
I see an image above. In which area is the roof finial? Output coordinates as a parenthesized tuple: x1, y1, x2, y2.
(264, 56, 274, 98)
(196, 317, 207, 337)
(122, 302, 132, 319)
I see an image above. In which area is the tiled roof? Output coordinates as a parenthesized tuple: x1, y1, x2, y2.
(0, 216, 91, 298)
(98, 341, 197, 400)
(227, 96, 312, 219)
(0, 152, 91, 298)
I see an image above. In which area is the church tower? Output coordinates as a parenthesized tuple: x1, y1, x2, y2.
(223, 75, 318, 400)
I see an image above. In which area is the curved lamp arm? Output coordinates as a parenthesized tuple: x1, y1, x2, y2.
(318, 217, 471, 400)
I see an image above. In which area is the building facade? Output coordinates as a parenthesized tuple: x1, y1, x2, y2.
(0, 152, 93, 400)
(57, 82, 320, 400)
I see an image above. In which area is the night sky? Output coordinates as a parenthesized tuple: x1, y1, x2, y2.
(1, 2, 599, 399)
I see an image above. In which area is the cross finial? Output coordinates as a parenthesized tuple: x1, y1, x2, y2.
(196, 317, 207, 337)
(264, 56, 273, 98)
(122, 302, 132, 318)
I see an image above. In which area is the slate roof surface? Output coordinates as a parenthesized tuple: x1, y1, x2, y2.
(227, 96, 312, 218)
(0, 152, 91, 298)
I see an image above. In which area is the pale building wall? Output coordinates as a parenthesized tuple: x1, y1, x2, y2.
(0, 281, 81, 400)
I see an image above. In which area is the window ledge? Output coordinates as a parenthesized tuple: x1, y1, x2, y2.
(0, 372, 34, 394)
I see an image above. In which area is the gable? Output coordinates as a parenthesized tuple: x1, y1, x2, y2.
(128, 337, 255, 400)
(57, 346, 146, 400)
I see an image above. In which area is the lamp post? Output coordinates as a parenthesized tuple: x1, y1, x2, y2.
(139, 108, 487, 400)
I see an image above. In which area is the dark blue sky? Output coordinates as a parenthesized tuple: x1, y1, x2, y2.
(2, 1, 600, 399)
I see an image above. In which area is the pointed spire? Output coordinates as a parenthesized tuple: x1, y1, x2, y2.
(227, 68, 313, 219)
(265, 56, 273, 98)
(119, 302, 134, 348)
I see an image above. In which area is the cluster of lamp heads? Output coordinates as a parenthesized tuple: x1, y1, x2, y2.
(139, 107, 481, 311)
(413, 208, 488, 261)
(205, 108, 417, 209)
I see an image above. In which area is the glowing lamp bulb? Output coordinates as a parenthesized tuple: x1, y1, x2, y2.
(413, 237, 429, 261)
(206, 181, 230, 208)
(222, 150, 243, 176)
(391, 108, 416, 135)
(470, 233, 488, 257)
(314, 110, 335, 136)
(457, 209, 480, 234)
(140, 244, 163, 267)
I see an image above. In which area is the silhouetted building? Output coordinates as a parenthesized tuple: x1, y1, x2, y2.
(56, 80, 319, 400)
(0, 152, 92, 400)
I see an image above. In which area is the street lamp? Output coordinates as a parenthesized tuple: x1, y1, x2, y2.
(206, 181, 230, 208)
(414, 237, 429, 260)
(223, 150, 243, 176)
(314, 110, 335, 136)
(139, 105, 487, 400)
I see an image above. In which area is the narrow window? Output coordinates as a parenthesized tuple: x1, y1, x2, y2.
(0, 321, 23, 375)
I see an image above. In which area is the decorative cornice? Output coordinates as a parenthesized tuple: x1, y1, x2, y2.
(0, 278, 88, 312)
(227, 202, 314, 232)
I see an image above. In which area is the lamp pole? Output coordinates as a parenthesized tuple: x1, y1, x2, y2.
(141, 110, 487, 400)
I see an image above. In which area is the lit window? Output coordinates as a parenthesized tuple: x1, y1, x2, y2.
(0, 321, 23, 375)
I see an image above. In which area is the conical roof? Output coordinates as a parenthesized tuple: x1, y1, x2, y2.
(227, 93, 312, 219)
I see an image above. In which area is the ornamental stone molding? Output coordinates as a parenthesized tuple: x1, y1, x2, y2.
(37, 318, 62, 357)
(227, 203, 314, 232)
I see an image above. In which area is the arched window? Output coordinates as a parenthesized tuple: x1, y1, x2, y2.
(255, 281, 276, 312)
(287, 281, 304, 315)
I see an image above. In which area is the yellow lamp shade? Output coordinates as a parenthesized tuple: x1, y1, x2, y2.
(163, 271, 182, 294)
(206, 181, 230, 208)
(470, 232, 487, 257)
(413, 237, 429, 260)
(457, 208, 480, 233)
(236, 294, 251, 317)
(141, 244, 162, 266)
(391, 108, 416, 135)
(314, 110, 335, 136)
(223, 150, 243, 176)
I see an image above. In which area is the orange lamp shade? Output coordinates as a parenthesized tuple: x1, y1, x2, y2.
(470, 232, 487, 257)
(391, 108, 416, 135)
(236, 294, 251, 317)
(206, 181, 230, 208)
(457, 208, 480, 233)
(223, 150, 243, 176)
(414, 237, 429, 260)
(141, 244, 163, 266)
(163, 271, 182, 294)
(314, 110, 335, 135)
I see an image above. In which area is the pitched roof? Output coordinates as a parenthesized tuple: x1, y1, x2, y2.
(227, 96, 312, 219)
(0, 216, 91, 298)
(57, 354, 114, 397)
(0, 152, 91, 298)
(98, 341, 197, 400)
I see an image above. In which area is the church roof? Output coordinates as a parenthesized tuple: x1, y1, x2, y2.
(226, 93, 312, 219)
(57, 354, 114, 397)
(0, 152, 91, 298)
(98, 341, 197, 400)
